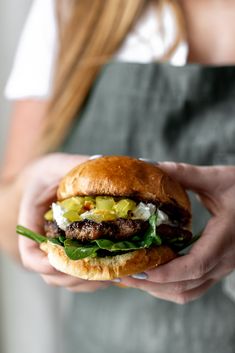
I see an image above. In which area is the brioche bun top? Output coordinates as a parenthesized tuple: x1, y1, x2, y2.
(57, 156, 191, 224)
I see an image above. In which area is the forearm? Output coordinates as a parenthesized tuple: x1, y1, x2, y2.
(0, 100, 51, 261)
(0, 176, 24, 262)
(0, 153, 90, 262)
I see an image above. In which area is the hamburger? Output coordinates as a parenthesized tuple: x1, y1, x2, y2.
(17, 156, 193, 280)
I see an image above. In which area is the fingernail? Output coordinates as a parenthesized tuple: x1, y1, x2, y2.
(131, 272, 148, 280)
(111, 278, 121, 283)
(89, 155, 103, 160)
(139, 158, 159, 165)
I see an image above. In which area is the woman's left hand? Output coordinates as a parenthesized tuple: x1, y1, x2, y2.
(121, 163, 235, 304)
(18, 153, 110, 293)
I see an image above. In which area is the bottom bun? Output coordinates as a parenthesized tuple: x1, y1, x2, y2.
(40, 242, 176, 280)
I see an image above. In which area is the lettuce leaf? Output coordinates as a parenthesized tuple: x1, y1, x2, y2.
(61, 215, 163, 259)
(16, 216, 201, 261)
(64, 239, 99, 260)
(141, 214, 162, 246)
(94, 239, 143, 251)
(16, 225, 47, 244)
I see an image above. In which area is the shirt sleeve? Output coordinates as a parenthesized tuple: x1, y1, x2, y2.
(4, 0, 58, 100)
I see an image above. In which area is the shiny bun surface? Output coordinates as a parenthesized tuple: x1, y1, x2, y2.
(57, 156, 191, 223)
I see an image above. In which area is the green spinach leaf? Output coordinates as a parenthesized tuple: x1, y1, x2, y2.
(141, 214, 162, 247)
(16, 225, 47, 244)
(48, 238, 62, 245)
(64, 239, 99, 260)
(94, 239, 143, 251)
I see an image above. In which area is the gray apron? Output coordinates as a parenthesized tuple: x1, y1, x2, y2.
(59, 62, 235, 353)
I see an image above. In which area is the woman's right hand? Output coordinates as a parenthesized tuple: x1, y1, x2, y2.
(18, 153, 110, 292)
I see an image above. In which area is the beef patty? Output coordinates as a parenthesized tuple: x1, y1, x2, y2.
(44, 219, 148, 242)
(157, 224, 192, 243)
(44, 219, 192, 243)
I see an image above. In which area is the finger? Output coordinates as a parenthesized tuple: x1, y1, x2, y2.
(18, 185, 55, 234)
(35, 183, 58, 206)
(18, 190, 45, 234)
(122, 255, 234, 295)
(145, 216, 233, 283)
(54, 153, 90, 174)
(66, 282, 110, 293)
(157, 162, 222, 215)
(146, 279, 215, 304)
(41, 273, 95, 287)
(157, 162, 223, 194)
(36, 153, 90, 177)
(121, 275, 209, 294)
(18, 155, 91, 233)
(198, 253, 235, 282)
(18, 237, 58, 274)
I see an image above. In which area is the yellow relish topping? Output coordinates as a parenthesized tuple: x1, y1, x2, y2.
(44, 209, 53, 221)
(44, 196, 137, 222)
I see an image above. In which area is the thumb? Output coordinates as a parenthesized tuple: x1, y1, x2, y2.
(158, 162, 221, 194)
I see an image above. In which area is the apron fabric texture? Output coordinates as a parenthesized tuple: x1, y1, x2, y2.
(59, 62, 235, 353)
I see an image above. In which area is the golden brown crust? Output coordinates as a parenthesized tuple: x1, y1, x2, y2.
(57, 156, 191, 223)
(40, 241, 176, 280)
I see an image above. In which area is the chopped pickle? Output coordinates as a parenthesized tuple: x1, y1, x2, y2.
(59, 197, 84, 213)
(84, 201, 95, 210)
(51, 196, 139, 223)
(44, 209, 53, 221)
(81, 209, 116, 222)
(96, 196, 115, 210)
(84, 196, 95, 203)
(84, 196, 95, 210)
(63, 210, 82, 222)
(113, 199, 136, 218)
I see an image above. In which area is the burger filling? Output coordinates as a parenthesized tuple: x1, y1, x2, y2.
(43, 196, 192, 260)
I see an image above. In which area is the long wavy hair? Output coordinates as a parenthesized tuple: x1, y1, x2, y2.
(37, 0, 185, 154)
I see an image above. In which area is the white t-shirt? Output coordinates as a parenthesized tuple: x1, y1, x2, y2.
(5, 0, 188, 100)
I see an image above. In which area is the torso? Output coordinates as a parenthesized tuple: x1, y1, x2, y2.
(60, 3, 235, 351)
(60, 61, 235, 353)
(179, 0, 235, 64)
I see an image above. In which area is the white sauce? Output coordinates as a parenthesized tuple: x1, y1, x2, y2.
(52, 203, 70, 231)
(52, 200, 172, 230)
(132, 202, 156, 221)
(132, 202, 171, 225)
(156, 209, 170, 226)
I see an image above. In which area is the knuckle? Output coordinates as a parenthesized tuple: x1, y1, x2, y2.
(192, 266, 204, 280)
(163, 162, 186, 173)
(190, 254, 209, 280)
(175, 293, 190, 305)
(172, 162, 190, 175)
(147, 291, 159, 299)
(171, 282, 185, 294)
(20, 258, 33, 272)
(222, 263, 234, 274)
(176, 162, 187, 172)
(227, 228, 235, 249)
(66, 287, 77, 293)
(66, 286, 95, 293)
(192, 266, 205, 280)
(221, 257, 235, 274)
(41, 275, 56, 287)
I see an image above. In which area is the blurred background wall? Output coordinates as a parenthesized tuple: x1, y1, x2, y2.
(0, 0, 31, 159)
(0, 2, 60, 353)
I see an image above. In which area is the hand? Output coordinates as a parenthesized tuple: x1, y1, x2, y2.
(121, 163, 235, 303)
(18, 153, 110, 292)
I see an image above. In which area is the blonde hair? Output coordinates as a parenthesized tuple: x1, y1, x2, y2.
(37, 0, 185, 155)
